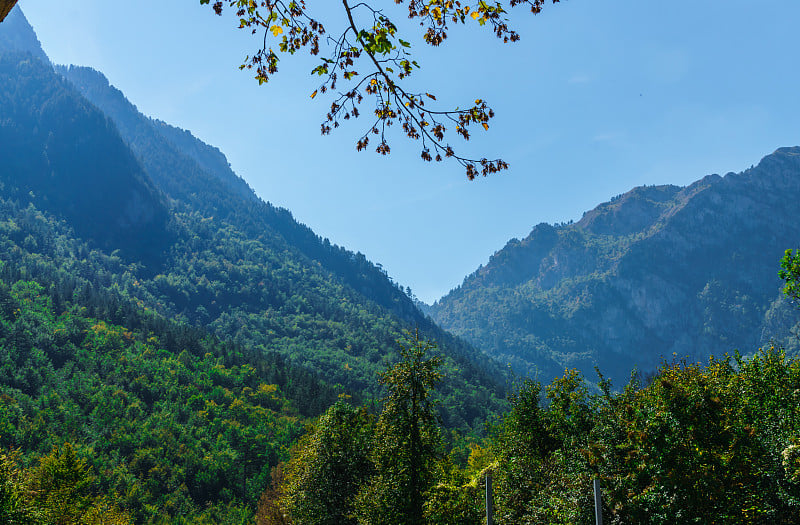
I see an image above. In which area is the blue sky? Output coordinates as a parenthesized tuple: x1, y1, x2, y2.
(19, 0, 800, 303)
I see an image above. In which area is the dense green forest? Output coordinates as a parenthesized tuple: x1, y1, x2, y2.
(0, 36, 509, 432)
(3, 252, 800, 523)
(0, 18, 507, 520)
(3, 7, 800, 524)
(267, 344, 800, 524)
(0, 271, 334, 522)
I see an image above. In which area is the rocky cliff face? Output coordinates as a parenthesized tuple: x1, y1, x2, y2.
(431, 148, 800, 385)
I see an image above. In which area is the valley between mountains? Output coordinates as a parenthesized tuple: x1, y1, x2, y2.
(2, 5, 800, 523)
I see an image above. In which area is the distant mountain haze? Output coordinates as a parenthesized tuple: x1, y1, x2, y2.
(0, 5, 40, 56)
(432, 148, 800, 386)
(0, 18, 172, 265)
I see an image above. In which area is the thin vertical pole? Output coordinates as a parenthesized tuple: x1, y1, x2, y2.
(486, 471, 494, 525)
(593, 478, 603, 525)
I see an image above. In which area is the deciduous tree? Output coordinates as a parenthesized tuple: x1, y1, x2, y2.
(780, 248, 800, 303)
(354, 330, 443, 525)
(283, 401, 374, 525)
(0, 0, 563, 176)
(201, 0, 562, 179)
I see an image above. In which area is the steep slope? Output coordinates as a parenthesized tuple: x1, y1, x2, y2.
(0, 5, 47, 64)
(55, 64, 259, 209)
(0, 18, 172, 265)
(431, 149, 800, 384)
(54, 65, 507, 428)
(0, 196, 343, 522)
(0, 7, 508, 430)
(57, 64, 424, 323)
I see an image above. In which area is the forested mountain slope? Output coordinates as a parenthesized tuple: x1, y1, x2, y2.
(431, 148, 800, 384)
(0, 51, 172, 264)
(0, 197, 341, 522)
(0, 4, 47, 64)
(0, 7, 508, 431)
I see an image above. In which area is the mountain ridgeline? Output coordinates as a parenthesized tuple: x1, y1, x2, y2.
(0, 53, 172, 265)
(4, 6, 800, 523)
(0, 6, 515, 521)
(431, 149, 800, 384)
(0, 7, 507, 434)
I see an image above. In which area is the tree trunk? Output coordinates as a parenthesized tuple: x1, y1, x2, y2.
(0, 0, 18, 23)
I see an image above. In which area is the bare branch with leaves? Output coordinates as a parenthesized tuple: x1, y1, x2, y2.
(201, 0, 562, 179)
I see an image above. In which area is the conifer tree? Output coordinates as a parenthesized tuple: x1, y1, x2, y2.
(355, 330, 443, 525)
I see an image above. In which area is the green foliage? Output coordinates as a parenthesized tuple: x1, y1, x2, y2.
(283, 401, 374, 524)
(423, 461, 482, 525)
(0, 274, 318, 522)
(0, 449, 36, 524)
(354, 331, 444, 525)
(491, 350, 800, 524)
(277, 334, 485, 525)
(780, 248, 800, 303)
(0, 445, 131, 524)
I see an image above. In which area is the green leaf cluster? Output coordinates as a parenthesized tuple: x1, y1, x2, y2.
(490, 350, 800, 523)
(780, 248, 800, 304)
(276, 334, 485, 525)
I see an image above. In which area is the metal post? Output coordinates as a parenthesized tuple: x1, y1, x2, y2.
(593, 478, 603, 525)
(486, 471, 494, 525)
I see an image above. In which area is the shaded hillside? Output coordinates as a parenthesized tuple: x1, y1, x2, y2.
(0, 5, 47, 64)
(0, 8, 508, 430)
(54, 68, 506, 429)
(431, 148, 800, 384)
(58, 64, 420, 322)
(55, 64, 258, 209)
(0, 49, 172, 265)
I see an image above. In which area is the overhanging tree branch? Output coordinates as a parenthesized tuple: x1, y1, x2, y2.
(203, 0, 563, 179)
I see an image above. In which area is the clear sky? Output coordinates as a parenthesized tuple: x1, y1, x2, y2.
(19, 0, 800, 303)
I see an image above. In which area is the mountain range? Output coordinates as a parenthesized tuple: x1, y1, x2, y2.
(431, 148, 800, 385)
(3, 1, 798, 405)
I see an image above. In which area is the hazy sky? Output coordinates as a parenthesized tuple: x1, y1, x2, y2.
(19, 0, 800, 303)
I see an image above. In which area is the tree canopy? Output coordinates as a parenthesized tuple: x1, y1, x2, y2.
(780, 248, 800, 304)
(200, 0, 562, 179)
